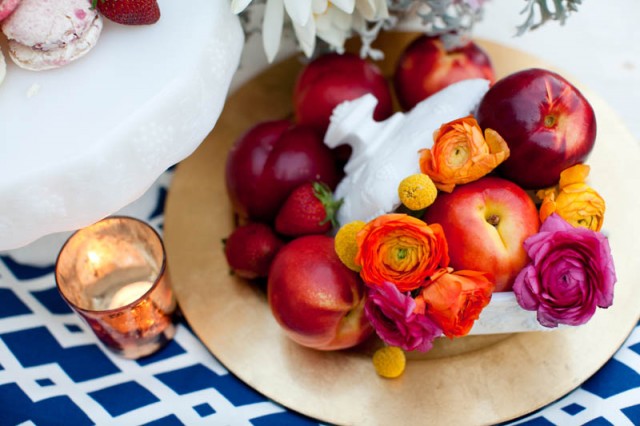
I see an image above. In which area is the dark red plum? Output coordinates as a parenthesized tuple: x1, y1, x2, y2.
(394, 35, 495, 111)
(477, 68, 596, 189)
(293, 53, 393, 132)
(225, 120, 341, 222)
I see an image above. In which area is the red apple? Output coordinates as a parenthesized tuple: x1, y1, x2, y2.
(476, 68, 597, 189)
(225, 120, 341, 222)
(423, 177, 540, 292)
(268, 235, 373, 350)
(293, 53, 393, 132)
(394, 35, 495, 111)
(224, 223, 283, 279)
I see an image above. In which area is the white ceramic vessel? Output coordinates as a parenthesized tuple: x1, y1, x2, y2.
(325, 79, 489, 226)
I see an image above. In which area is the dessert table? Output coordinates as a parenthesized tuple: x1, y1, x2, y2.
(1, 0, 640, 425)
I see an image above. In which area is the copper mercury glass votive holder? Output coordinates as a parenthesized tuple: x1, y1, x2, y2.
(55, 216, 177, 359)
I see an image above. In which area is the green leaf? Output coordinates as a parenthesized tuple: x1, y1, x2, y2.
(312, 181, 344, 228)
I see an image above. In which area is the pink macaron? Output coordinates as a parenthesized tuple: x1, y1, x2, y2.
(1, 0, 103, 71)
(0, 0, 21, 21)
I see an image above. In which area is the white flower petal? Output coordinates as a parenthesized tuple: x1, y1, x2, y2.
(351, 12, 367, 32)
(312, 0, 328, 14)
(355, 0, 388, 20)
(263, 0, 285, 63)
(284, 0, 312, 26)
(374, 0, 389, 18)
(316, 7, 352, 52)
(316, 26, 346, 52)
(293, 17, 317, 58)
(330, 6, 353, 31)
(330, 0, 355, 14)
(230, 0, 254, 14)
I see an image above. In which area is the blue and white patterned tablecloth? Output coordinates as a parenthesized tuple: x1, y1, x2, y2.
(1, 172, 639, 426)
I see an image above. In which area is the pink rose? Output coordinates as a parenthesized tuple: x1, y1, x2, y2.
(513, 214, 616, 327)
(364, 281, 442, 352)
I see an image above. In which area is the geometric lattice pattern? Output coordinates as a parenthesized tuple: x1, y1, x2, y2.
(1, 171, 638, 425)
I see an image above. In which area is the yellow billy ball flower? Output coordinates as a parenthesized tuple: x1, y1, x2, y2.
(537, 164, 605, 231)
(334, 221, 366, 272)
(398, 174, 438, 211)
(372, 346, 406, 378)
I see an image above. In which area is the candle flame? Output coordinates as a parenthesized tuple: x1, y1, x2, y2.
(87, 250, 101, 265)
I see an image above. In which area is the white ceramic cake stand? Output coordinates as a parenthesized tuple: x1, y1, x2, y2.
(0, 0, 244, 252)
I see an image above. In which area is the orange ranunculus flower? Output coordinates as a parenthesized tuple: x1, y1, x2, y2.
(537, 164, 605, 231)
(419, 268, 494, 338)
(355, 214, 449, 292)
(419, 115, 510, 193)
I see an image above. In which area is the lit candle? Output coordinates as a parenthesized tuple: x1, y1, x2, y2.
(107, 281, 154, 310)
(56, 216, 177, 359)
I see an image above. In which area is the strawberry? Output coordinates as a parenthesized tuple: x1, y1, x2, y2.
(275, 182, 343, 237)
(92, 0, 160, 26)
(224, 223, 284, 279)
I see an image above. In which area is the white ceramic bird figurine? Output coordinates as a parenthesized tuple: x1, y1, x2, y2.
(325, 78, 490, 226)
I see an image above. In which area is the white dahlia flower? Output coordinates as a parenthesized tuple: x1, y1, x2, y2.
(231, 0, 389, 62)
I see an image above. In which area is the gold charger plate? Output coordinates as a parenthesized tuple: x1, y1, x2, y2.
(164, 34, 640, 425)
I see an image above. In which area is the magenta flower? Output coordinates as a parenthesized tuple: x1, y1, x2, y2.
(364, 281, 442, 352)
(513, 214, 617, 328)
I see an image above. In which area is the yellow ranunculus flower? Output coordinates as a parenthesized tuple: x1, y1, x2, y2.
(537, 164, 605, 231)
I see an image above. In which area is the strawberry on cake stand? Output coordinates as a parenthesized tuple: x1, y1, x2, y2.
(0, 0, 244, 259)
